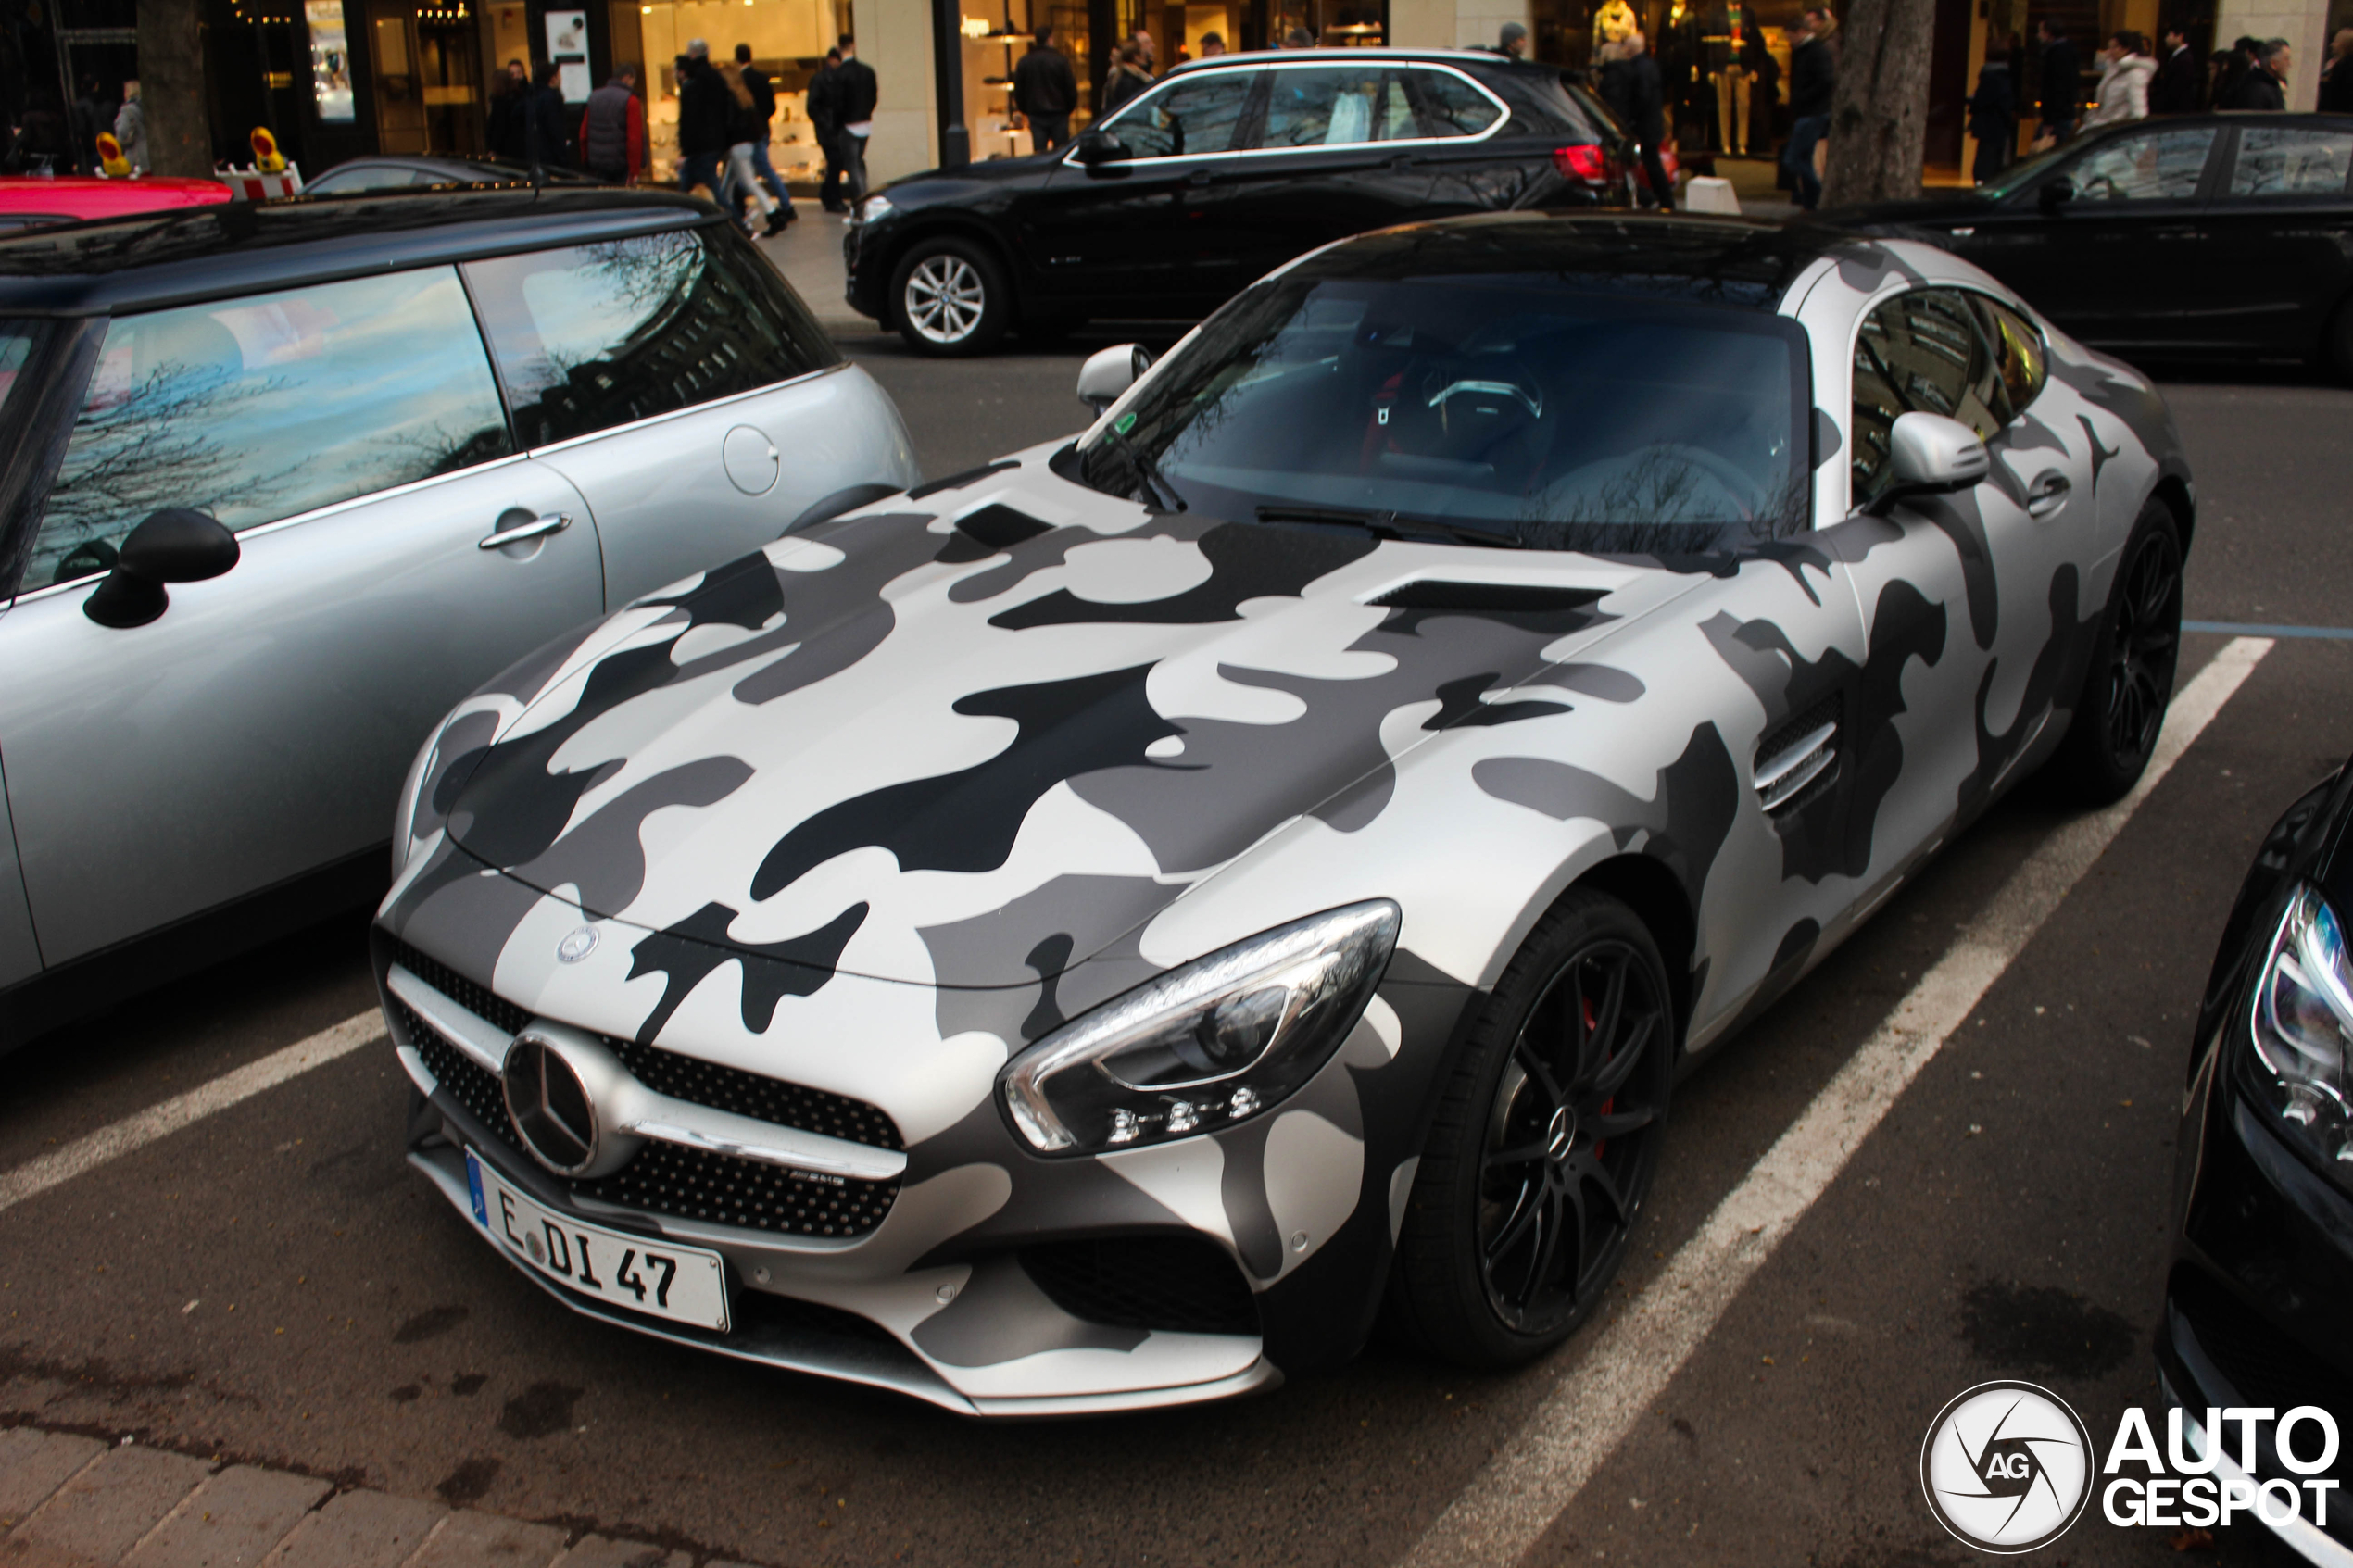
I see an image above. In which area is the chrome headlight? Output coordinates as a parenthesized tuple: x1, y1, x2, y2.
(2245, 883, 2353, 1176)
(999, 901, 1400, 1157)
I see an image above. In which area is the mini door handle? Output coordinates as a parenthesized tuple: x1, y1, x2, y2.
(2025, 472, 2070, 520)
(478, 511, 573, 550)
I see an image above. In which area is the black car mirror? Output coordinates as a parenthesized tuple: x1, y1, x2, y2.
(2038, 177, 2076, 213)
(1073, 130, 1130, 167)
(1077, 343, 1153, 411)
(83, 508, 240, 629)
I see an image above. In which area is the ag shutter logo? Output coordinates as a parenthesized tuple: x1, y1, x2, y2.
(1921, 1381, 2095, 1553)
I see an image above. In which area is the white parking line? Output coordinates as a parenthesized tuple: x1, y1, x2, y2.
(0, 1010, 384, 1217)
(1403, 635, 2273, 1568)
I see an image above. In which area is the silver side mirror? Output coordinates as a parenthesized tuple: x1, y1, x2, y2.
(1884, 411, 1990, 499)
(1077, 343, 1152, 412)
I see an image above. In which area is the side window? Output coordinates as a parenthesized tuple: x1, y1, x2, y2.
(1968, 295, 2047, 415)
(2064, 126, 2216, 202)
(1848, 289, 2007, 502)
(1262, 67, 1426, 148)
(1102, 70, 1258, 158)
(30, 269, 511, 590)
(464, 226, 838, 449)
(2228, 126, 2353, 198)
(1403, 69, 1504, 137)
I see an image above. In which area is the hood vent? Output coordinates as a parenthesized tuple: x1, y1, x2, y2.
(1370, 581, 1607, 614)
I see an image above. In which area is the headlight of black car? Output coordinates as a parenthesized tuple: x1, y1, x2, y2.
(2243, 883, 2353, 1184)
(999, 901, 1400, 1157)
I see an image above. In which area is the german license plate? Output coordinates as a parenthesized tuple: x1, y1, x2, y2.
(466, 1148, 729, 1332)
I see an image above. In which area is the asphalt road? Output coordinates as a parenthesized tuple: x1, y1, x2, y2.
(2, 342, 2348, 1568)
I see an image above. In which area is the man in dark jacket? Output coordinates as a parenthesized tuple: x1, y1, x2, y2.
(675, 40, 732, 196)
(829, 34, 879, 220)
(1780, 6, 1833, 210)
(734, 44, 795, 221)
(2150, 27, 2202, 111)
(1012, 24, 1078, 152)
(2322, 28, 2353, 111)
(2035, 20, 2081, 144)
(69, 77, 108, 175)
(2222, 38, 2290, 107)
(1967, 48, 2015, 184)
(579, 68, 646, 183)
(487, 58, 530, 160)
(523, 61, 575, 171)
(1627, 33, 1672, 209)
(807, 50, 844, 211)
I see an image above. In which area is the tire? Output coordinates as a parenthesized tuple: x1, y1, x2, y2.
(890, 237, 1009, 357)
(2046, 500, 2183, 806)
(1386, 890, 1676, 1368)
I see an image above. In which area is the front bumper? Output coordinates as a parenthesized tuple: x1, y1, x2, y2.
(2163, 1057, 2353, 1560)
(843, 222, 887, 322)
(374, 845, 1471, 1413)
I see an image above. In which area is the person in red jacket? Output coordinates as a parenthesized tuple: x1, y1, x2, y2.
(579, 67, 648, 184)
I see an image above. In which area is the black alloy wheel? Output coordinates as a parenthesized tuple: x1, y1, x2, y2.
(1388, 890, 1675, 1366)
(2049, 501, 2183, 805)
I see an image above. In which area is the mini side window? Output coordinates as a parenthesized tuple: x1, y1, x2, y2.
(464, 226, 837, 449)
(29, 268, 511, 590)
(1850, 288, 2006, 502)
(2228, 126, 2353, 198)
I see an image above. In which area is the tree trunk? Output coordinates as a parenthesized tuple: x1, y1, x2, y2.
(1818, 0, 1938, 208)
(136, 0, 210, 177)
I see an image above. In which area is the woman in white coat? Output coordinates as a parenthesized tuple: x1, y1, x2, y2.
(2083, 31, 2156, 126)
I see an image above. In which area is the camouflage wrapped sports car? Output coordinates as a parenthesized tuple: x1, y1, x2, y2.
(375, 215, 2192, 1415)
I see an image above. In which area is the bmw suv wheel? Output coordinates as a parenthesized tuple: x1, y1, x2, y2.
(891, 237, 1009, 357)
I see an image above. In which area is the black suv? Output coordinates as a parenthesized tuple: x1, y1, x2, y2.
(845, 47, 1621, 354)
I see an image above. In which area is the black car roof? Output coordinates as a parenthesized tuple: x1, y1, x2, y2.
(1300, 211, 1861, 309)
(0, 188, 713, 316)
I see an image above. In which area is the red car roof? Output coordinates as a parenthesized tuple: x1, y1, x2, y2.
(0, 177, 233, 226)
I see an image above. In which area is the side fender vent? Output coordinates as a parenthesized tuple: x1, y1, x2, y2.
(1755, 696, 1842, 816)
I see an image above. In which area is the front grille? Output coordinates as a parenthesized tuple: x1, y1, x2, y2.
(1020, 1236, 1259, 1336)
(581, 1141, 899, 1237)
(393, 941, 530, 1035)
(390, 950, 900, 1238)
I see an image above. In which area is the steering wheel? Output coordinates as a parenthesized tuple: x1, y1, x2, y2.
(1424, 377, 1544, 419)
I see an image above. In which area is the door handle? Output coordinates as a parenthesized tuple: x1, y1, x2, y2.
(2025, 472, 2071, 520)
(477, 511, 573, 550)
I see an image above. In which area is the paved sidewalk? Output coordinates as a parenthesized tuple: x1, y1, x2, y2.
(0, 1429, 749, 1568)
(750, 215, 863, 335)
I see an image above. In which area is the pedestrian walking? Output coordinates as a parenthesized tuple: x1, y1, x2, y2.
(579, 67, 647, 184)
(734, 44, 796, 225)
(111, 81, 147, 173)
(2032, 21, 2081, 149)
(1967, 41, 2016, 184)
(1198, 32, 1227, 56)
(717, 57, 786, 232)
(522, 61, 575, 170)
(1012, 23, 1078, 153)
(487, 59, 529, 160)
(1780, 7, 1832, 211)
(1742, 21, 1780, 157)
(2221, 37, 2290, 107)
(675, 40, 732, 200)
(1281, 26, 1316, 47)
(69, 76, 108, 175)
(2082, 31, 2153, 127)
(2150, 28, 2202, 113)
(808, 48, 845, 212)
(830, 34, 879, 220)
(1101, 39, 1154, 115)
(1625, 31, 1673, 209)
(2318, 28, 2353, 112)
(1498, 21, 1529, 57)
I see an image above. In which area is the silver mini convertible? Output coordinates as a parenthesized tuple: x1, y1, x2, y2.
(0, 190, 916, 1046)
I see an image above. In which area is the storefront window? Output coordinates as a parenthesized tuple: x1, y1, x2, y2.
(1530, 0, 1801, 156)
(308, 0, 357, 120)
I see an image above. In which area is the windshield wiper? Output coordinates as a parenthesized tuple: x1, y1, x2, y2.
(1097, 426, 1186, 513)
(1255, 504, 1525, 550)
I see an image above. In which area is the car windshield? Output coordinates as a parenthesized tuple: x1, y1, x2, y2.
(1076, 271, 1810, 552)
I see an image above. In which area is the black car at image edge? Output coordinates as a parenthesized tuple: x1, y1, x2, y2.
(2169, 749, 2353, 1561)
(844, 47, 1625, 355)
(1826, 112, 2353, 379)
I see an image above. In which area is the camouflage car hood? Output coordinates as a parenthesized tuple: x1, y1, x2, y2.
(430, 460, 1696, 989)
